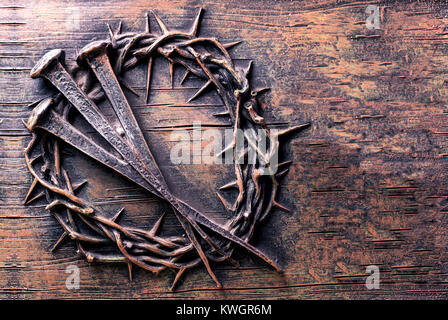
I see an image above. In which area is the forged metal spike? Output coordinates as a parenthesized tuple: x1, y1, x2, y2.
(145, 56, 153, 103)
(274, 123, 311, 138)
(50, 232, 69, 252)
(29, 49, 165, 195)
(190, 8, 203, 36)
(223, 40, 242, 50)
(273, 201, 291, 213)
(112, 208, 125, 222)
(220, 180, 238, 190)
(188, 79, 212, 103)
(151, 10, 169, 34)
(25, 98, 161, 197)
(24, 177, 39, 204)
(180, 69, 190, 85)
(77, 41, 169, 190)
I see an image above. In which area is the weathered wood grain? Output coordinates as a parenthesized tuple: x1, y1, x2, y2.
(2, 0, 448, 299)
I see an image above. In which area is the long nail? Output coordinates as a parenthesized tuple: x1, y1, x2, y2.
(26, 97, 161, 197)
(77, 40, 168, 189)
(30, 49, 166, 196)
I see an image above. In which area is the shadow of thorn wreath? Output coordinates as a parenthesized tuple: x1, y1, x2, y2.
(23, 8, 310, 290)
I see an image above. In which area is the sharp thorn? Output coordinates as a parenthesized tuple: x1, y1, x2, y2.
(273, 201, 291, 213)
(145, 12, 150, 33)
(188, 79, 212, 103)
(170, 267, 186, 291)
(220, 180, 238, 190)
(24, 177, 38, 204)
(174, 212, 221, 288)
(213, 110, 230, 117)
(278, 160, 293, 168)
(216, 192, 235, 212)
(276, 168, 289, 178)
(145, 57, 153, 104)
(149, 212, 166, 237)
(119, 78, 140, 97)
(127, 262, 133, 281)
(151, 10, 169, 34)
(252, 87, 271, 96)
(27, 97, 46, 109)
(54, 141, 61, 177)
(275, 123, 311, 137)
(30, 153, 43, 165)
(169, 62, 174, 89)
(244, 60, 253, 77)
(62, 169, 73, 194)
(116, 20, 122, 35)
(24, 192, 45, 205)
(237, 148, 248, 162)
(216, 142, 234, 158)
(107, 23, 113, 36)
(190, 8, 203, 36)
(73, 180, 88, 192)
(112, 208, 125, 222)
(107, 23, 116, 45)
(223, 40, 242, 50)
(180, 69, 190, 85)
(50, 232, 69, 252)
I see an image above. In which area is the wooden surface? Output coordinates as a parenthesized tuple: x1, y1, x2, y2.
(2, 0, 448, 299)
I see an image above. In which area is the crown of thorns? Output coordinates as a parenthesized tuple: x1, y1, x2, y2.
(23, 8, 309, 290)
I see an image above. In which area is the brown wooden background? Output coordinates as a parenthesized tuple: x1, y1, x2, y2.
(2, 0, 448, 299)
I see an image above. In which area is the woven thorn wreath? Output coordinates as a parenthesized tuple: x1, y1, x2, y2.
(23, 8, 310, 290)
